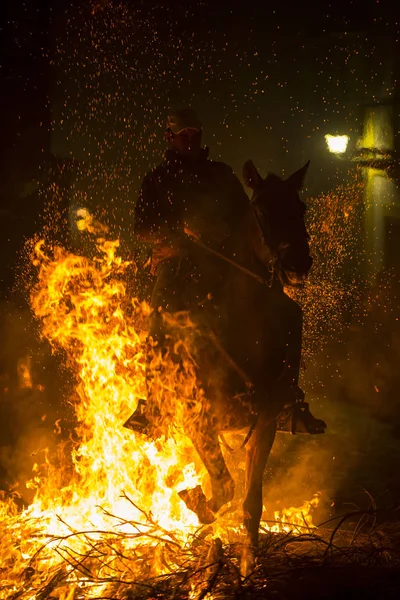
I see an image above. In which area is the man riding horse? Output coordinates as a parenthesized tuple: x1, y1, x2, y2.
(132, 108, 324, 546)
(134, 108, 250, 321)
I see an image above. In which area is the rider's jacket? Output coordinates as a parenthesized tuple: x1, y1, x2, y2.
(134, 147, 249, 266)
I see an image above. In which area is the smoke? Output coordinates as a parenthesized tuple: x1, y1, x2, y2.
(266, 301, 400, 527)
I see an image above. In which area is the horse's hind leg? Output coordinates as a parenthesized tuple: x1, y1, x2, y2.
(243, 416, 276, 547)
(185, 415, 235, 516)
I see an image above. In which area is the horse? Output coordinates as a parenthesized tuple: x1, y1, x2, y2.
(127, 159, 317, 548)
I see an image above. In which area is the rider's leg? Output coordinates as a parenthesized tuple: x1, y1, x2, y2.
(243, 415, 276, 547)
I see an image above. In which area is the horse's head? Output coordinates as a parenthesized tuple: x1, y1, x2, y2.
(243, 160, 312, 287)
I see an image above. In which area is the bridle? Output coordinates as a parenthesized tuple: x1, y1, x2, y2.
(250, 197, 277, 288)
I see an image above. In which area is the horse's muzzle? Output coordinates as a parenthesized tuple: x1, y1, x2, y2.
(280, 250, 313, 285)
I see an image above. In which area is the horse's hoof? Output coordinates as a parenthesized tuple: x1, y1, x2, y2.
(207, 477, 235, 514)
(178, 486, 216, 524)
(240, 543, 256, 578)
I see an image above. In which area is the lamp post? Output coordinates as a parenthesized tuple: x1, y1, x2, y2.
(324, 112, 399, 284)
(324, 133, 397, 169)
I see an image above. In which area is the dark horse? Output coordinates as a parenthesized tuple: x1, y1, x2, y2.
(128, 159, 320, 547)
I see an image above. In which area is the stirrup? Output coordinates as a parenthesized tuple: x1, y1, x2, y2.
(276, 391, 326, 435)
(124, 398, 151, 435)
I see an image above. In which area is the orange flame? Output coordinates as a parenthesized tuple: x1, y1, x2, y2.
(262, 494, 320, 534)
(0, 213, 320, 597)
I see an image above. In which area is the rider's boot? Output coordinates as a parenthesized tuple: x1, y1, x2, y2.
(275, 385, 326, 435)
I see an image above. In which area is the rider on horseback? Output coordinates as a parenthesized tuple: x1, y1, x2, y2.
(134, 108, 250, 322)
(130, 110, 326, 538)
(132, 108, 321, 429)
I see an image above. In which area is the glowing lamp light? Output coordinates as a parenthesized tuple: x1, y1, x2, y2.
(325, 134, 349, 155)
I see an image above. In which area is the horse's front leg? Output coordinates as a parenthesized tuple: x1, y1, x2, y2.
(243, 415, 276, 547)
(181, 412, 235, 523)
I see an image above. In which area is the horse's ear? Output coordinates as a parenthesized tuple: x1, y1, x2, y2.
(286, 160, 310, 191)
(243, 160, 263, 190)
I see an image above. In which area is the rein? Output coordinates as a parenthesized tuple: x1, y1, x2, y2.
(219, 420, 258, 454)
(186, 230, 276, 289)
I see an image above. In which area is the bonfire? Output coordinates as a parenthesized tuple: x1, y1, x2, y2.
(1, 209, 398, 600)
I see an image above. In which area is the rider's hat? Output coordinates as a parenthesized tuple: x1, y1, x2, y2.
(166, 108, 202, 134)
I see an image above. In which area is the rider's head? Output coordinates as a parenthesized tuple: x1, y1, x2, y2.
(164, 108, 202, 160)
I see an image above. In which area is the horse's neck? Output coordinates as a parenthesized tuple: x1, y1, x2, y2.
(233, 208, 275, 281)
(224, 208, 287, 328)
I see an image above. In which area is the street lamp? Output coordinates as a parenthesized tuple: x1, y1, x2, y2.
(325, 133, 397, 170)
(324, 134, 350, 155)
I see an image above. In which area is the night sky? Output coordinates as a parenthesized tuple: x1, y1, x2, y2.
(0, 0, 399, 256)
